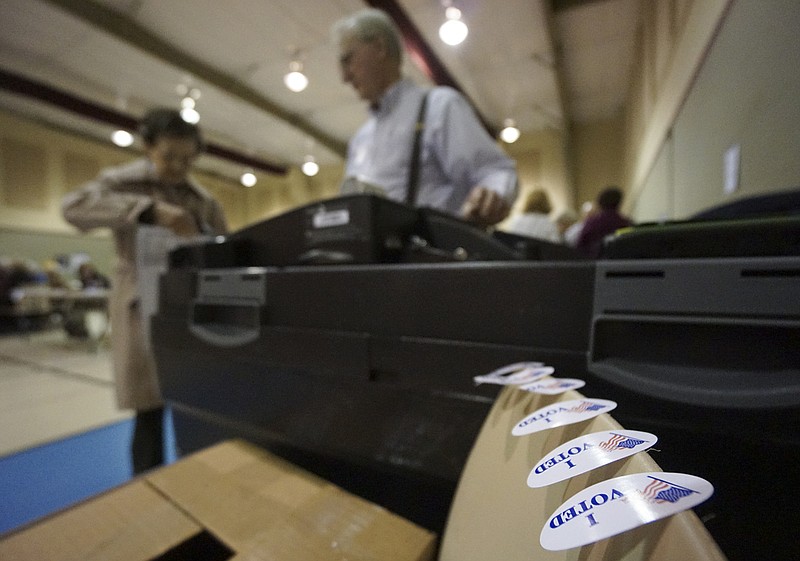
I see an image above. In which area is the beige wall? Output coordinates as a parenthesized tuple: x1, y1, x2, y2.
(623, 0, 732, 215)
(626, 0, 800, 221)
(503, 118, 625, 223)
(504, 127, 572, 221)
(500, 0, 800, 225)
(571, 117, 625, 213)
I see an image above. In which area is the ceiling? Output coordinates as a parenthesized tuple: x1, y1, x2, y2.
(0, 0, 641, 183)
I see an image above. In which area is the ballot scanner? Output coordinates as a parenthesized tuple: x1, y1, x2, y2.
(585, 216, 800, 561)
(152, 194, 591, 533)
(152, 195, 799, 560)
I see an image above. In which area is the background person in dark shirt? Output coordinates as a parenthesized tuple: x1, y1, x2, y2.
(576, 186, 632, 257)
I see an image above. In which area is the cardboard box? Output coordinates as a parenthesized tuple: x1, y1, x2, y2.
(0, 439, 437, 561)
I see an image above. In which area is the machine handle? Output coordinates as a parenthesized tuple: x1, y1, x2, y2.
(188, 300, 260, 347)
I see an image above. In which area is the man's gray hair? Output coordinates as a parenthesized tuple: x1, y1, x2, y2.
(332, 8, 403, 63)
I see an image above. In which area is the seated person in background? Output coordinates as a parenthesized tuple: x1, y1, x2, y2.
(77, 262, 111, 290)
(576, 186, 632, 257)
(503, 188, 561, 243)
(332, 8, 518, 227)
(0, 259, 39, 306)
(62, 107, 228, 474)
(42, 259, 71, 289)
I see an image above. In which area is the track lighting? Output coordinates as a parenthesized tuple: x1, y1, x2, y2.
(180, 107, 200, 124)
(500, 119, 521, 143)
(177, 85, 201, 123)
(301, 155, 319, 177)
(240, 170, 257, 187)
(439, 6, 468, 46)
(110, 130, 134, 147)
(284, 60, 308, 93)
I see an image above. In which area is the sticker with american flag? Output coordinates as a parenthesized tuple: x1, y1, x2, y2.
(473, 362, 552, 386)
(519, 377, 586, 395)
(540, 472, 714, 551)
(528, 429, 657, 488)
(512, 398, 617, 436)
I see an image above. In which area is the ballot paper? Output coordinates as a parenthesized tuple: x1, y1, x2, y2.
(511, 398, 617, 436)
(136, 225, 210, 352)
(340, 176, 388, 196)
(527, 429, 658, 488)
(540, 472, 714, 550)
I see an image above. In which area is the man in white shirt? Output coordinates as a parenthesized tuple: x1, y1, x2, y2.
(332, 8, 518, 227)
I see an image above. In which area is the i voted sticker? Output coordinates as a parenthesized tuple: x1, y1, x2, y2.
(473, 362, 552, 386)
(512, 398, 617, 436)
(540, 472, 714, 551)
(528, 430, 658, 488)
(519, 377, 586, 395)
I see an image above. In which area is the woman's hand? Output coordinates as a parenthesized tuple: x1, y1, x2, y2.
(153, 201, 199, 237)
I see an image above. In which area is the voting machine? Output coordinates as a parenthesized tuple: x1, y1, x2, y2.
(152, 194, 591, 533)
(152, 195, 798, 560)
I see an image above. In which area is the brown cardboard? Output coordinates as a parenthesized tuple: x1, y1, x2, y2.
(0, 439, 436, 561)
(439, 386, 729, 561)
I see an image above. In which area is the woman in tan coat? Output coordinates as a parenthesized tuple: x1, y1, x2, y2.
(62, 108, 228, 473)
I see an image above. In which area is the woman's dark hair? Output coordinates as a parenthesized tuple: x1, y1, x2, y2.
(597, 186, 623, 210)
(138, 108, 204, 150)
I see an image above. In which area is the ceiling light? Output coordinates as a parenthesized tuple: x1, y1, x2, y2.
(240, 171, 257, 187)
(500, 119, 520, 143)
(176, 84, 201, 123)
(301, 156, 319, 177)
(111, 130, 134, 147)
(180, 107, 200, 124)
(284, 60, 308, 93)
(439, 7, 468, 46)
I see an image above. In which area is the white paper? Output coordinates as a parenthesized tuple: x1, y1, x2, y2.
(136, 225, 209, 352)
(724, 144, 740, 194)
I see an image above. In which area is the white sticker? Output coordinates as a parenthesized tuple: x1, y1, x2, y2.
(473, 362, 550, 386)
(512, 398, 617, 436)
(312, 208, 350, 228)
(519, 377, 585, 395)
(527, 430, 658, 488)
(540, 472, 714, 551)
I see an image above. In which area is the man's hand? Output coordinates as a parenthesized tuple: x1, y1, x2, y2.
(460, 186, 511, 227)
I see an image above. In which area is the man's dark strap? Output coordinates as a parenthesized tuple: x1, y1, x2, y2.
(406, 90, 430, 206)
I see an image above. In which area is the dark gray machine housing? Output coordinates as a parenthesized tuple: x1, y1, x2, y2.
(587, 254, 800, 561)
(152, 261, 595, 533)
(152, 194, 593, 534)
(590, 256, 800, 409)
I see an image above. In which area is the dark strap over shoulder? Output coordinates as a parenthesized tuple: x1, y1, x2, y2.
(405, 90, 431, 206)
